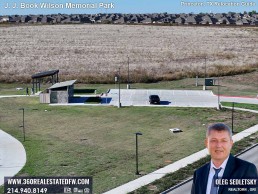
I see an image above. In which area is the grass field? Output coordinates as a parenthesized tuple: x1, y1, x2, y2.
(0, 25, 258, 83)
(221, 102, 258, 111)
(0, 97, 257, 193)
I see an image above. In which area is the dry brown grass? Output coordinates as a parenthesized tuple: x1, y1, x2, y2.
(0, 25, 258, 83)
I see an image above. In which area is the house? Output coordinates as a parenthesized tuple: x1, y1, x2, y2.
(0, 17, 9, 22)
(41, 16, 54, 23)
(129, 15, 141, 23)
(185, 16, 197, 25)
(60, 18, 71, 24)
(250, 18, 258, 25)
(8, 15, 21, 23)
(200, 15, 213, 25)
(158, 16, 174, 23)
(21, 15, 32, 23)
(236, 18, 250, 25)
(174, 17, 185, 25)
(141, 17, 153, 24)
(216, 17, 234, 25)
(80, 15, 91, 23)
(28, 16, 41, 23)
(114, 16, 128, 24)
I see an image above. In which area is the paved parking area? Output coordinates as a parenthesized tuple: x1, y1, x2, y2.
(107, 89, 219, 108)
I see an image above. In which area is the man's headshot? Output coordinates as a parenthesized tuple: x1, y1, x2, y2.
(205, 123, 233, 168)
(191, 123, 258, 194)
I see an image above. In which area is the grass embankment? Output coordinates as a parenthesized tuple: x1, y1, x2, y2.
(221, 102, 258, 111)
(1, 69, 258, 97)
(0, 97, 257, 193)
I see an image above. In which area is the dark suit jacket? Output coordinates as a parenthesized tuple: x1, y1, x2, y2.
(191, 154, 258, 194)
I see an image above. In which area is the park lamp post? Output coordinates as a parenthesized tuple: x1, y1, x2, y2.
(135, 132, 142, 175)
(217, 69, 221, 110)
(19, 108, 25, 142)
(114, 75, 118, 89)
(127, 56, 130, 89)
(232, 102, 235, 134)
(118, 67, 121, 108)
(203, 56, 207, 90)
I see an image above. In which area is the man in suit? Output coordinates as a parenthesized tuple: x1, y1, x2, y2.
(191, 123, 258, 194)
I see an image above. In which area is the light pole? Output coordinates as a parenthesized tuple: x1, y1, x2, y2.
(115, 75, 118, 89)
(127, 56, 130, 89)
(19, 108, 25, 142)
(203, 56, 207, 90)
(232, 102, 235, 134)
(205, 56, 207, 80)
(217, 71, 221, 110)
(135, 132, 142, 175)
(195, 66, 198, 87)
(118, 67, 121, 108)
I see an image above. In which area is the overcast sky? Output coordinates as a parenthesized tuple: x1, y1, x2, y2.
(0, 0, 257, 15)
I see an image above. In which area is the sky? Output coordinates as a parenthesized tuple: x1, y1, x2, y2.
(0, 0, 257, 15)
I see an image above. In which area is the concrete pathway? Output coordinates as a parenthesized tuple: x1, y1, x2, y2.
(103, 124, 258, 194)
(222, 106, 258, 114)
(0, 95, 27, 98)
(0, 129, 26, 186)
(0, 95, 37, 98)
(220, 95, 258, 105)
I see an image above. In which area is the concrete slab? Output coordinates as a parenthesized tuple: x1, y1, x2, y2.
(108, 89, 219, 108)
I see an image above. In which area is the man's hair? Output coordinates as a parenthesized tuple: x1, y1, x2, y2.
(206, 123, 232, 139)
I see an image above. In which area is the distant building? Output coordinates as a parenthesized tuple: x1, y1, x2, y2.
(1, 12, 258, 25)
(0, 17, 9, 22)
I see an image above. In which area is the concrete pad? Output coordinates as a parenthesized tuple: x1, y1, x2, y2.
(0, 130, 26, 186)
(108, 89, 219, 108)
(220, 96, 258, 104)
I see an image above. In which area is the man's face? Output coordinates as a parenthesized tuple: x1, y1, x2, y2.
(205, 129, 233, 165)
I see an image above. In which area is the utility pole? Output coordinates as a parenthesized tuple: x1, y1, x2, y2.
(127, 56, 130, 89)
(232, 102, 235, 134)
(203, 56, 207, 90)
(19, 108, 25, 141)
(118, 67, 121, 108)
(217, 69, 221, 110)
(135, 132, 143, 175)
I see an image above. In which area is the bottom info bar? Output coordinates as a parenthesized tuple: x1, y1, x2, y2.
(4, 176, 92, 194)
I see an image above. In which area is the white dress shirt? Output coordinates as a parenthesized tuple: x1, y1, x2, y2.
(206, 156, 229, 194)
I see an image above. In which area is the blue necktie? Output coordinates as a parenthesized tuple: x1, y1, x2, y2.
(210, 167, 222, 194)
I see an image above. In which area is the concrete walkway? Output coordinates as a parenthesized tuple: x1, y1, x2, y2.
(0, 129, 26, 186)
(222, 106, 258, 114)
(220, 95, 258, 105)
(103, 124, 258, 194)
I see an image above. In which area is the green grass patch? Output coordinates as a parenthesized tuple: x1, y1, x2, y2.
(221, 102, 258, 111)
(0, 97, 257, 193)
(0, 83, 32, 95)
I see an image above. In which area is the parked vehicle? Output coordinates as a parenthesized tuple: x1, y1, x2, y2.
(149, 95, 160, 104)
